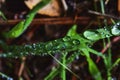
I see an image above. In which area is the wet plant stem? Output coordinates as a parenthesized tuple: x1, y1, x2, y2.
(100, 0, 107, 48)
(60, 52, 67, 80)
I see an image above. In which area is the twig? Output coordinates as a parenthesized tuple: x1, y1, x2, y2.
(23, 69, 30, 80)
(0, 17, 90, 25)
(0, 16, 112, 26)
(18, 57, 26, 77)
(88, 10, 120, 20)
(96, 36, 120, 63)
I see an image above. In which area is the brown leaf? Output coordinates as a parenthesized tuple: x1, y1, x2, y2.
(24, 0, 62, 16)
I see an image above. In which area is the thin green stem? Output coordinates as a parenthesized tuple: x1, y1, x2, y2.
(48, 52, 80, 79)
(100, 0, 108, 49)
(44, 67, 59, 80)
(60, 52, 67, 80)
(93, 0, 101, 26)
(0, 72, 13, 80)
(110, 58, 120, 70)
(0, 10, 7, 21)
(100, 1, 112, 78)
(107, 38, 112, 80)
(100, 0, 105, 14)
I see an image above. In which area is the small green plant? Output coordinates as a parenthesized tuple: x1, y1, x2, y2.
(0, 0, 120, 80)
(3, 0, 51, 38)
(0, 24, 120, 80)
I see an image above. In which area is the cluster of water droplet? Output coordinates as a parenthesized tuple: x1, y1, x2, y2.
(84, 26, 114, 41)
(0, 36, 81, 58)
(1, 22, 120, 58)
(97, 27, 112, 38)
(23, 36, 80, 56)
(0, 73, 13, 80)
(111, 22, 120, 35)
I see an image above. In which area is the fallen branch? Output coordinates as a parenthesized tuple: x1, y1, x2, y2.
(0, 16, 112, 26)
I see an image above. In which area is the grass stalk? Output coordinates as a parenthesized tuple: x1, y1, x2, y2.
(60, 52, 67, 80)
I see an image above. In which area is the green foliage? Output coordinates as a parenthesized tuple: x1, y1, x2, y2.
(3, 0, 51, 38)
(3, 21, 25, 38)
(81, 48, 102, 80)
(111, 22, 120, 35)
(87, 57, 102, 80)
(0, 0, 120, 79)
(0, 23, 120, 79)
(1, 24, 113, 57)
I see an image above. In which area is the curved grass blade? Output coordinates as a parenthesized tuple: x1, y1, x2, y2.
(0, 10, 7, 21)
(110, 58, 120, 70)
(0, 72, 13, 80)
(84, 22, 120, 41)
(3, 0, 51, 38)
(44, 67, 60, 80)
(66, 24, 77, 37)
(81, 49, 102, 80)
(48, 53, 80, 79)
(87, 57, 102, 80)
(3, 21, 25, 38)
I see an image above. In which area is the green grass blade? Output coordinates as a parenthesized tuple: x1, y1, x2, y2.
(0, 11, 7, 21)
(3, 21, 25, 38)
(66, 24, 77, 37)
(81, 49, 102, 80)
(29, 0, 51, 14)
(110, 58, 120, 71)
(60, 52, 67, 80)
(48, 53, 80, 79)
(0, 72, 13, 80)
(3, 0, 51, 38)
(87, 57, 102, 80)
(44, 67, 59, 80)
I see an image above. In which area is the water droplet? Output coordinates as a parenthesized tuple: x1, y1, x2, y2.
(104, 27, 107, 31)
(57, 43, 66, 50)
(32, 43, 36, 49)
(39, 43, 45, 49)
(12, 32, 16, 36)
(63, 36, 71, 41)
(84, 30, 100, 41)
(40, 53, 47, 56)
(2, 54, 7, 57)
(1, 74, 13, 80)
(111, 77, 117, 80)
(7, 52, 13, 57)
(105, 34, 110, 37)
(111, 24, 120, 35)
(87, 44, 92, 47)
(54, 40, 57, 42)
(100, 32, 104, 35)
(73, 65, 79, 70)
(116, 22, 120, 26)
(8, 52, 12, 55)
(24, 45, 32, 49)
(1, 74, 5, 78)
(7, 78, 13, 80)
(15, 56, 18, 59)
(72, 39, 80, 45)
(75, 55, 79, 60)
(45, 42, 53, 50)
(30, 52, 35, 56)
